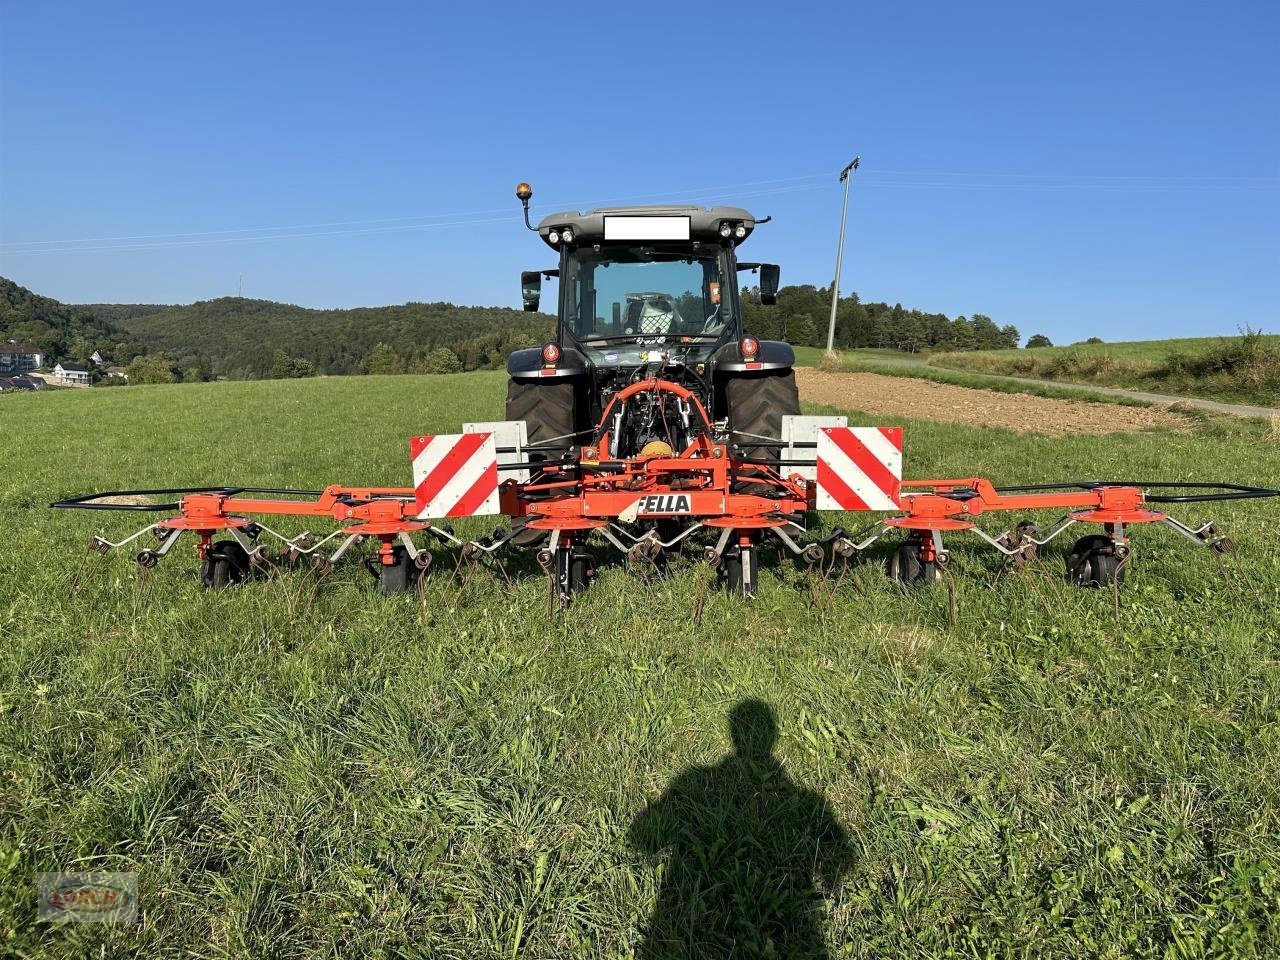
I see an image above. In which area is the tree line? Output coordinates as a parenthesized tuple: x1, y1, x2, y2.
(741, 284, 1022, 352)
(3, 275, 1058, 387)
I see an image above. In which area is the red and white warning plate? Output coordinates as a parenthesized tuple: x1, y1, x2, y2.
(815, 427, 903, 511)
(411, 433, 500, 518)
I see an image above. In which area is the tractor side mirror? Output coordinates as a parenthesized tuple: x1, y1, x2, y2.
(521, 271, 541, 312)
(758, 264, 780, 305)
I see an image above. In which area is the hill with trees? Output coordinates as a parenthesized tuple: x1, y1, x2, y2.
(0, 277, 132, 363)
(100, 296, 555, 379)
(741, 283, 1019, 353)
(2, 275, 1022, 383)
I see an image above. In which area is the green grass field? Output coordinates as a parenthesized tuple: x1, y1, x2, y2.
(930, 334, 1280, 407)
(3, 374, 1279, 957)
(792, 346, 919, 367)
(954, 336, 1280, 364)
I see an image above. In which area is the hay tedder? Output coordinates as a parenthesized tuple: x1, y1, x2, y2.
(52, 184, 1280, 607)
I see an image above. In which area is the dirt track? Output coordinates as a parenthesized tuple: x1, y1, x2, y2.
(796, 368, 1197, 436)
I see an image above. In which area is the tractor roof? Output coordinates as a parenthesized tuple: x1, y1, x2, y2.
(535, 204, 757, 249)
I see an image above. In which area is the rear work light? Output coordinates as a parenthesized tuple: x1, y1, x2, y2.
(542, 343, 561, 364)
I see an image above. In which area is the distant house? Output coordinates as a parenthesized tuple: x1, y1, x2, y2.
(90, 350, 106, 365)
(52, 362, 91, 386)
(0, 342, 44, 373)
(105, 365, 129, 380)
(0, 374, 43, 391)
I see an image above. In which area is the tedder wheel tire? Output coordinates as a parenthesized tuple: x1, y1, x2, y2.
(570, 552, 591, 592)
(505, 378, 577, 547)
(554, 549, 593, 608)
(1067, 534, 1125, 588)
(370, 545, 414, 595)
(719, 543, 760, 598)
(886, 540, 941, 588)
(202, 540, 250, 590)
(725, 369, 801, 495)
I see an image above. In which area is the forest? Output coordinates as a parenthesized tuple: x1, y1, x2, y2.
(1, 275, 1021, 384)
(740, 283, 1019, 353)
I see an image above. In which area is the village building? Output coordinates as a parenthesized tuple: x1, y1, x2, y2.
(0, 342, 44, 373)
(0, 374, 44, 391)
(52, 362, 91, 386)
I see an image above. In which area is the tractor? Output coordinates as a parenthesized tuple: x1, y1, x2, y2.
(49, 182, 1278, 607)
(506, 185, 801, 476)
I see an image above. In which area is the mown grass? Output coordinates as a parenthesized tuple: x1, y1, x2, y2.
(2, 373, 1279, 958)
(931, 332, 1280, 407)
(816, 353, 1162, 409)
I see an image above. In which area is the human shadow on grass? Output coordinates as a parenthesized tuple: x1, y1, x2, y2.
(629, 699, 852, 959)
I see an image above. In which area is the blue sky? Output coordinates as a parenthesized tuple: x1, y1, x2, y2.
(1, 1, 1276, 343)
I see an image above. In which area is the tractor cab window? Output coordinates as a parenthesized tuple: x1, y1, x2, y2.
(566, 246, 731, 345)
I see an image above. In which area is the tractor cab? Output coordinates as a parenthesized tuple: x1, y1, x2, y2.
(508, 190, 796, 457)
(518, 205, 779, 367)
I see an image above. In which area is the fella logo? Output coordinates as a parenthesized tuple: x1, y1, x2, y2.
(635, 494, 692, 515)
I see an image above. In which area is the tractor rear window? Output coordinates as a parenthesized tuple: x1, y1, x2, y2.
(567, 246, 730, 341)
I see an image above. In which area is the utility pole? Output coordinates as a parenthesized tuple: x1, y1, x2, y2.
(825, 156, 860, 355)
(238, 274, 243, 298)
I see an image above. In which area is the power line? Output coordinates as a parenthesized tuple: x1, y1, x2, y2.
(0, 215, 523, 256)
(0, 173, 831, 250)
(0, 179, 834, 257)
(860, 178, 1280, 192)
(2, 168, 1274, 258)
(867, 168, 1280, 183)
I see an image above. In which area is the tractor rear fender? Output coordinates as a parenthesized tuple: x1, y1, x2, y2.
(507, 345, 591, 381)
(710, 339, 795, 373)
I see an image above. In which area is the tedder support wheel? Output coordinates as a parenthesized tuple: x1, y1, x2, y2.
(554, 547, 593, 608)
(1067, 534, 1126, 588)
(886, 539, 942, 588)
(725, 369, 801, 495)
(202, 540, 251, 590)
(367, 545, 415, 595)
(719, 538, 760, 598)
(506, 378, 577, 547)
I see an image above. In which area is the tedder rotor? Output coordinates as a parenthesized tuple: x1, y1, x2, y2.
(51, 183, 1280, 608)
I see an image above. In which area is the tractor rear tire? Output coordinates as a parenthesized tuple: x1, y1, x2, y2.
(506, 379, 577, 548)
(505, 379, 575, 457)
(725, 369, 801, 495)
